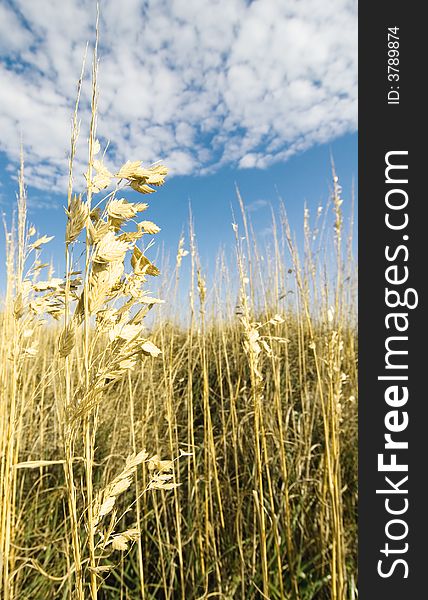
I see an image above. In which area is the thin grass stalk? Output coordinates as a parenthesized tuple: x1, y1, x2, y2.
(232, 217, 269, 598)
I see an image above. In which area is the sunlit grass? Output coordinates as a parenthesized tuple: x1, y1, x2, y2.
(0, 30, 357, 600)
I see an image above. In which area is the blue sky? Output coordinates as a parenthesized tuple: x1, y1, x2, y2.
(0, 0, 357, 290)
(0, 133, 357, 284)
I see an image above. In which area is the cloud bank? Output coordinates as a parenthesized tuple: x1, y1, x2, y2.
(0, 0, 357, 191)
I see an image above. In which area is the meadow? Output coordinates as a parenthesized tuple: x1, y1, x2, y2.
(0, 45, 357, 600)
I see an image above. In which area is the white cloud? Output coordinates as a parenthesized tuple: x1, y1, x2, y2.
(0, 3, 32, 53)
(0, 0, 357, 192)
(246, 199, 269, 212)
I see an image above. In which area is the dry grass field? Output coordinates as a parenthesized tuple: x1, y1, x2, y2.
(0, 43, 357, 600)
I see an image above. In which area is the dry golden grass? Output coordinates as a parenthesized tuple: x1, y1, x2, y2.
(0, 35, 357, 600)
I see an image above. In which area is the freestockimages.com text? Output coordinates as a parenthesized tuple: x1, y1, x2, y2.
(377, 151, 417, 579)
